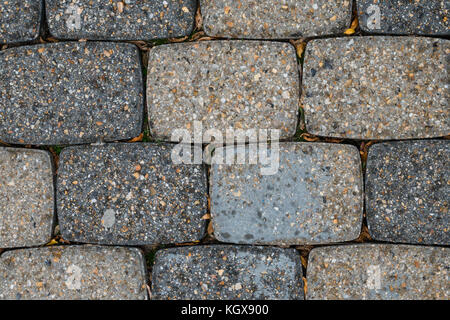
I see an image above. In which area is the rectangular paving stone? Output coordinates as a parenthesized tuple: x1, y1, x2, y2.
(201, 0, 352, 39)
(210, 142, 363, 245)
(0, 41, 143, 145)
(0, 0, 42, 44)
(152, 245, 304, 300)
(147, 40, 300, 141)
(0, 148, 54, 248)
(366, 140, 449, 246)
(307, 244, 449, 300)
(0, 245, 148, 300)
(46, 0, 196, 40)
(358, 0, 449, 36)
(57, 143, 207, 245)
(302, 36, 449, 140)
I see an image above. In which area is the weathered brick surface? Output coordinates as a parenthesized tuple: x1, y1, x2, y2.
(0, 0, 42, 44)
(46, 0, 196, 40)
(358, 0, 449, 36)
(210, 143, 363, 245)
(307, 244, 449, 300)
(302, 36, 449, 140)
(201, 0, 352, 39)
(0, 148, 54, 248)
(57, 143, 207, 245)
(147, 41, 300, 141)
(0, 42, 143, 145)
(366, 140, 449, 246)
(152, 245, 304, 300)
(0, 246, 148, 300)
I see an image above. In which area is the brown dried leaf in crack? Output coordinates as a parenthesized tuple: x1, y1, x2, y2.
(207, 220, 214, 236)
(169, 36, 189, 43)
(195, 6, 203, 30)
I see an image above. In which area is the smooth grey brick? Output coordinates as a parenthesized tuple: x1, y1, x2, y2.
(210, 143, 363, 245)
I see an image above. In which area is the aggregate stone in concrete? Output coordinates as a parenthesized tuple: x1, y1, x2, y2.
(57, 143, 207, 245)
(366, 140, 449, 246)
(0, 0, 42, 44)
(358, 0, 449, 36)
(210, 143, 363, 245)
(0, 148, 54, 248)
(302, 36, 449, 140)
(307, 244, 449, 300)
(201, 0, 352, 39)
(46, 0, 196, 40)
(147, 41, 300, 141)
(0, 41, 143, 145)
(0, 245, 148, 300)
(152, 245, 304, 300)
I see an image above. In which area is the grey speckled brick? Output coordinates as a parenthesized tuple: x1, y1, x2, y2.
(358, 0, 449, 36)
(0, 245, 148, 300)
(147, 41, 299, 141)
(152, 245, 304, 300)
(201, 0, 352, 39)
(366, 140, 449, 246)
(307, 244, 449, 300)
(302, 36, 449, 140)
(46, 0, 196, 40)
(0, 148, 54, 248)
(0, 0, 42, 44)
(210, 143, 363, 245)
(0, 42, 143, 145)
(57, 143, 207, 245)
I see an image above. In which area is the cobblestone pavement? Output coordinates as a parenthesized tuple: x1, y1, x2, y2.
(0, 1, 448, 300)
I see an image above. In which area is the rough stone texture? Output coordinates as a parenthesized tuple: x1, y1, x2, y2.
(358, 0, 449, 36)
(152, 245, 304, 300)
(0, 0, 42, 44)
(307, 244, 449, 300)
(302, 36, 449, 140)
(147, 41, 299, 141)
(366, 140, 449, 246)
(57, 143, 207, 245)
(201, 0, 352, 39)
(46, 0, 196, 40)
(0, 42, 143, 145)
(0, 148, 54, 248)
(210, 143, 363, 245)
(0, 245, 148, 300)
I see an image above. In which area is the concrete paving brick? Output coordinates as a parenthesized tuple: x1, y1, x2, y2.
(152, 245, 304, 300)
(0, 42, 143, 145)
(0, 148, 54, 248)
(366, 140, 449, 245)
(57, 143, 207, 245)
(307, 244, 449, 300)
(210, 143, 363, 245)
(0, 245, 148, 300)
(302, 36, 449, 140)
(201, 0, 352, 39)
(147, 40, 300, 141)
(46, 0, 196, 40)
